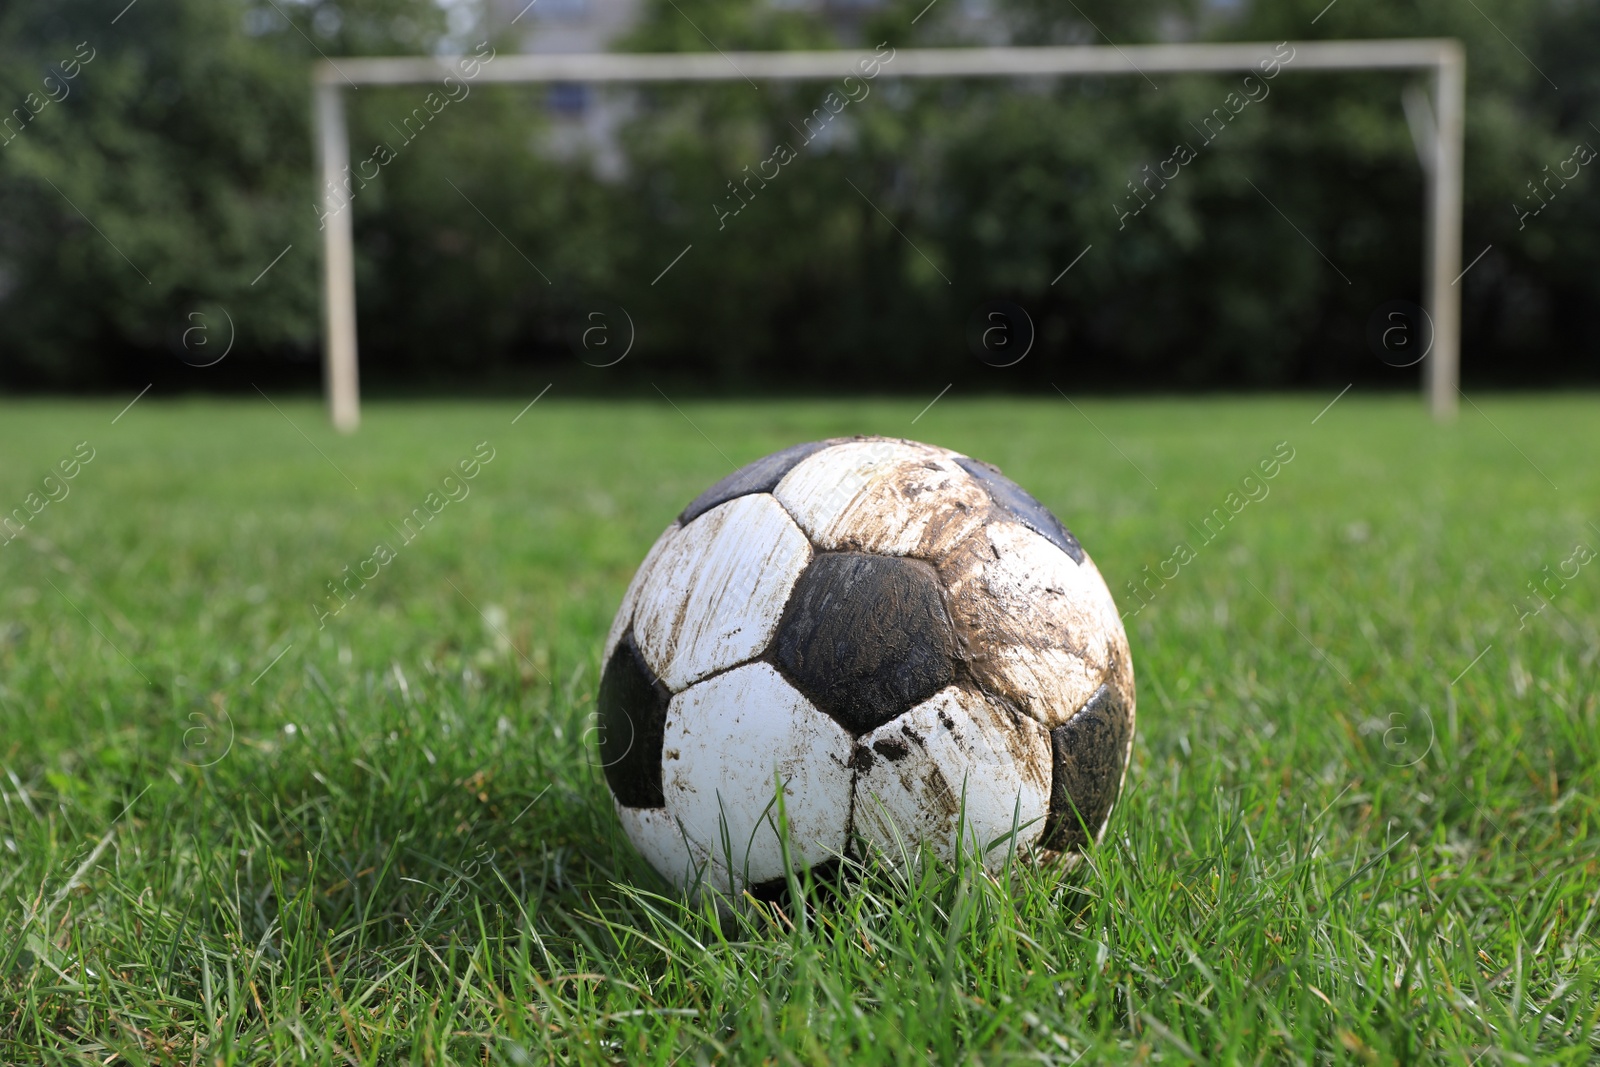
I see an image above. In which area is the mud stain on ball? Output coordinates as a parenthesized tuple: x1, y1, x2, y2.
(954, 456, 1085, 564)
(938, 521, 1117, 728)
(872, 737, 911, 761)
(775, 442, 993, 559)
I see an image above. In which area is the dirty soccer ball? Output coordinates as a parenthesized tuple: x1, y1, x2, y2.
(597, 436, 1135, 898)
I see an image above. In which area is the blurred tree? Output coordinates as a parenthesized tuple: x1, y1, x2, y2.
(0, 0, 1595, 393)
(587, 0, 1599, 391)
(0, 0, 444, 389)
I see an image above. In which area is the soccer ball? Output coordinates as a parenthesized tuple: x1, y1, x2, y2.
(597, 436, 1134, 898)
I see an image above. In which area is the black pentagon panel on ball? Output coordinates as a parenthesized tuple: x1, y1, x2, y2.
(596, 633, 672, 809)
(953, 457, 1085, 564)
(677, 440, 836, 525)
(1040, 682, 1133, 852)
(773, 552, 957, 735)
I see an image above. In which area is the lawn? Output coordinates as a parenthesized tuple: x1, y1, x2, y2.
(1, 393, 1597, 1064)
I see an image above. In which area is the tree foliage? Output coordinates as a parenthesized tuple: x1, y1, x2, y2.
(1, 0, 1595, 391)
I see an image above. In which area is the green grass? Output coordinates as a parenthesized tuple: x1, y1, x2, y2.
(1, 393, 1598, 1064)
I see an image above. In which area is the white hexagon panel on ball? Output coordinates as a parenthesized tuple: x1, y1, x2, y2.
(615, 804, 705, 890)
(773, 439, 992, 560)
(939, 520, 1126, 729)
(631, 493, 812, 692)
(852, 685, 1052, 871)
(603, 523, 681, 666)
(660, 662, 854, 895)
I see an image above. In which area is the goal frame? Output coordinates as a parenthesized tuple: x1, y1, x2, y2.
(312, 39, 1465, 430)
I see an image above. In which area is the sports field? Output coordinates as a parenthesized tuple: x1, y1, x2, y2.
(2, 394, 1597, 1063)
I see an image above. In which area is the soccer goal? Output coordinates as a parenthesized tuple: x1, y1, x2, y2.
(312, 38, 1465, 431)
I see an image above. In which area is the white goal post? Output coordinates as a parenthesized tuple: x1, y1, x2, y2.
(312, 39, 1465, 430)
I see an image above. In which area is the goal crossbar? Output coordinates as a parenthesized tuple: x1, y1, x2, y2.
(313, 39, 1465, 429)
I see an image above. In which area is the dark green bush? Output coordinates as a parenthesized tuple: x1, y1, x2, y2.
(1, 0, 1595, 392)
